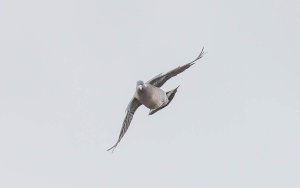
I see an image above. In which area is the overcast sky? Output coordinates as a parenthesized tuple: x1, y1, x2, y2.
(0, 0, 299, 187)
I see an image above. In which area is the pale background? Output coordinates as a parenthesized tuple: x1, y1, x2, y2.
(0, 0, 299, 187)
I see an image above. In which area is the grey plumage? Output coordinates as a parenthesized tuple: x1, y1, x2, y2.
(107, 48, 205, 151)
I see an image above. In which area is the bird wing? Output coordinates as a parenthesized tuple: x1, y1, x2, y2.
(146, 47, 205, 88)
(107, 97, 141, 151)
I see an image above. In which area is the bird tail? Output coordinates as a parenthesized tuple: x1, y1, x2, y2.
(166, 85, 179, 102)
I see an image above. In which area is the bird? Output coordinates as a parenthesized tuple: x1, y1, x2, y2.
(107, 48, 205, 151)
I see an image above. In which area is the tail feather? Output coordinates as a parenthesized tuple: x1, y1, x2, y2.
(166, 85, 179, 101)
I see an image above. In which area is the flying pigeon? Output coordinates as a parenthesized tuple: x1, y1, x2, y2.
(107, 48, 205, 151)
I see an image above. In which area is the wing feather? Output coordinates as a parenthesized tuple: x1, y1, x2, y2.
(147, 48, 205, 88)
(107, 97, 141, 151)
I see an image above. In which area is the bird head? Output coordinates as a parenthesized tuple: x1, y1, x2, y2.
(136, 80, 145, 91)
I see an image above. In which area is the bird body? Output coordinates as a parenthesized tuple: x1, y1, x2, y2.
(135, 83, 168, 110)
(107, 48, 205, 151)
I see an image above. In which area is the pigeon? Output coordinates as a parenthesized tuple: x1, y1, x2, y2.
(107, 48, 205, 151)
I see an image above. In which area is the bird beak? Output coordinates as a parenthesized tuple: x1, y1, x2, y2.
(138, 85, 143, 91)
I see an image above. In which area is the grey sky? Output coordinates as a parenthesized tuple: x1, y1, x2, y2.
(0, 0, 299, 187)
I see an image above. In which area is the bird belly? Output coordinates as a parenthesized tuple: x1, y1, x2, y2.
(138, 95, 160, 109)
(144, 98, 161, 109)
(137, 90, 167, 110)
